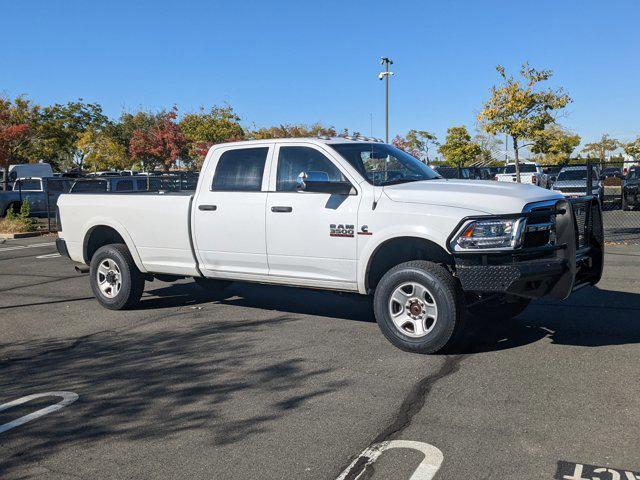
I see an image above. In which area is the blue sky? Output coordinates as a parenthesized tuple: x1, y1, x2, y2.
(2, 0, 639, 150)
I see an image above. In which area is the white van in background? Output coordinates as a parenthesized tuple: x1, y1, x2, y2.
(8, 163, 54, 183)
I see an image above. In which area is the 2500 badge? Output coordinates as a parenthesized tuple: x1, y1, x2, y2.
(330, 224, 355, 238)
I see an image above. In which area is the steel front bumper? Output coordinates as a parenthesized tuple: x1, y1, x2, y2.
(452, 197, 604, 300)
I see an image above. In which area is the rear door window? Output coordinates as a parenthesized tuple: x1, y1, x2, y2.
(211, 147, 269, 191)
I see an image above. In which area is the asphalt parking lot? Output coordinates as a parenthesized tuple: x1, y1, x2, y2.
(1, 237, 639, 479)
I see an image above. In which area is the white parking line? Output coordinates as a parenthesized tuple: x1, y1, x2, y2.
(336, 440, 444, 480)
(0, 242, 55, 253)
(0, 392, 79, 434)
(36, 253, 61, 259)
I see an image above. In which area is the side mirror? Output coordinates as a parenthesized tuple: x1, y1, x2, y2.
(296, 171, 354, 195)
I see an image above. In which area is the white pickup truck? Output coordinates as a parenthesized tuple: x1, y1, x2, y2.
(495, 161, 550, 189)
(56, 138, 603, 353)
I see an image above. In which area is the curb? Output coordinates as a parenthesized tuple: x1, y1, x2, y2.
(0, 231, 46, 239)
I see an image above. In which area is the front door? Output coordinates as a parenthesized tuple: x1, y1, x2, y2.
(193, 144, 273, 277)
(265, 144, 360, 286)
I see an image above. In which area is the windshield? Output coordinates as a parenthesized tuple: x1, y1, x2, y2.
(329, 143, 439, 186)
(557, 169, 597, 181)
(627, 170, 638, 180)
(504, 164, 538, 174)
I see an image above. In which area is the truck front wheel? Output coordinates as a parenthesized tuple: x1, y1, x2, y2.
(373, 261, 463, 354)
(90, 243, 145, 310)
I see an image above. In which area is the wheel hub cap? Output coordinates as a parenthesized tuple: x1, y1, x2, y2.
(388, 281, 438, 338)
(96, 258, 122, 299)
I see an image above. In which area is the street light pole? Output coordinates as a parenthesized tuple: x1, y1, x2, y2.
(379, 57, 394, 143)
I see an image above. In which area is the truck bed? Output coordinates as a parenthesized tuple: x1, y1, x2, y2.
(57, 192, 198, 276)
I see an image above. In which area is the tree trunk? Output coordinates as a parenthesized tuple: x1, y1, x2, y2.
(512, 136, 521, 183)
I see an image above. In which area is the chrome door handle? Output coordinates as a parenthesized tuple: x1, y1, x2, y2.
(271, 206, 292, 213)
(198, 204, 217, 211)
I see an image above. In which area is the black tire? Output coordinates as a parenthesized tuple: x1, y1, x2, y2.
(468, 295, 530, 320)
(90, 243, 145, 310)
(373, 260, 463, 354)
(193, 277, 231, 291)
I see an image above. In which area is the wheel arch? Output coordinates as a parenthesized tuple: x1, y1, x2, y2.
(82, 221, 146, 273)
(362, 235, 453, 294)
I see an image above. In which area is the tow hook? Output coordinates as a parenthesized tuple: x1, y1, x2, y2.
(74, 264, 90, 274)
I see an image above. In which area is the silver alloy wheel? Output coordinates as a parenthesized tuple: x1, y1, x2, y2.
(96, 258, 122, 299)
(388, 281, 438, 338)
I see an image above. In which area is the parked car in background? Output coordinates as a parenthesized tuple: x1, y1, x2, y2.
(600, 166, 624, 180)
(468, 167, 496, 180)
(543, 165, 563, 187)
(69, 174, 199, 194)
(433, 166, 471, 179)
(0, 177, 71, 217)
(86, 171, 121, 177)
(495, 161, 549, 188)
(70, 177, 152, 193)
(600, 166, 625, 206)
(7, 163, 54, 183)
(622, 167, 640, 211)
(551, 166, 603, 204)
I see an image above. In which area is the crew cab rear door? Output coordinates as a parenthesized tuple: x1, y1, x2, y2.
(265, 142, 360, 287)
(192, 144, 274, 276)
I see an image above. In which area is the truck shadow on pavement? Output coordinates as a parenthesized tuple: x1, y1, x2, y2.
(0, 312, 350, 478)
(448, 286, 640, 354)
(142, 280, 640, 353)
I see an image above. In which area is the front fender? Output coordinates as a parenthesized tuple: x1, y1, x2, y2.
(356, 225, 451, 294)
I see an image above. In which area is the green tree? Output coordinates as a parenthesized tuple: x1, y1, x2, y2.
(30, 100, 109, 171)
(623, 136, 640, 161)
(582, 134, 619, 163)
(77, 127, 130, 172)
(531, 125, 581, 164)
(392, 130, 439, 163)
(248, 123, 337, 140)
(180, 105, 244, 168)
(438, 126, 481, 168)
(478, 63, 571, 182)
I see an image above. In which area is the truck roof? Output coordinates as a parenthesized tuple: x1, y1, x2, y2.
(210, 136, 385, 150)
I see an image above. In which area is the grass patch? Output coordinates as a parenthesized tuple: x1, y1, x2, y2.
(0, 200, 38, 233)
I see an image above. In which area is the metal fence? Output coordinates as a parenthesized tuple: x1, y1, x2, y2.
(3, 164, 639, 245)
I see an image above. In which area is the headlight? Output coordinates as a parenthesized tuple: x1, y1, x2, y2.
(452, 218, 524, 250)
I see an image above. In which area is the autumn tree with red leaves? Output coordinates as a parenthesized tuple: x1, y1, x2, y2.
(0, 97, 38, 190)
(129, 107, 187, 171)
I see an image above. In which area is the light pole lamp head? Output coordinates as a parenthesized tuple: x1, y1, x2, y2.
(380, 57, 394, 65)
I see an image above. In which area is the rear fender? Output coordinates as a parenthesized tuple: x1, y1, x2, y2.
(81, 218, 147, 273)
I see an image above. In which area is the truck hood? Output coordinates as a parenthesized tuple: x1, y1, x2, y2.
(383, 179, 563, 214)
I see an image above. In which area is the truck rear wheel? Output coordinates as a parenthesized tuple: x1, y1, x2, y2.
(373, 261, 463, 354)
(90, 243, 145, 310)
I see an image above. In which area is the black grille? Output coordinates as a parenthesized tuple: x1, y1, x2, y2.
(522, 207, 555, 248)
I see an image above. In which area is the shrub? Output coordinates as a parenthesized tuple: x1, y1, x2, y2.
(0, 199, 37, 233)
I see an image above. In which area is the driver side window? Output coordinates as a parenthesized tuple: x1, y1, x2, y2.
(276, 146, 345, 192)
